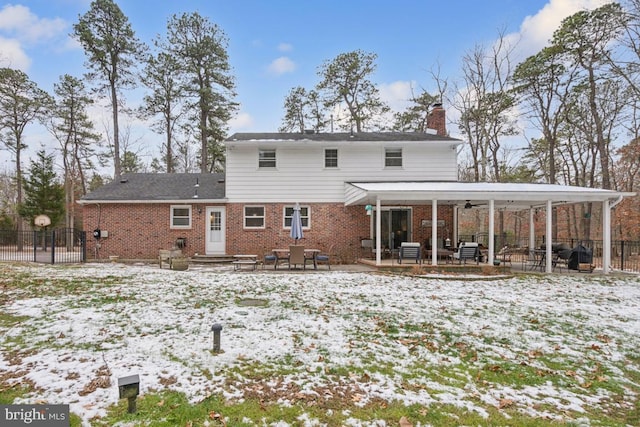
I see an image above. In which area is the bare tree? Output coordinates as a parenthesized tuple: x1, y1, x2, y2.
(452, 30, 518, 184)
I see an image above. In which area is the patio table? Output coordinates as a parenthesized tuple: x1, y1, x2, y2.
(272, 249, 320, 270)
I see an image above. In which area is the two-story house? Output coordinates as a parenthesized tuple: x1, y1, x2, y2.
(79, 106, 633, 273)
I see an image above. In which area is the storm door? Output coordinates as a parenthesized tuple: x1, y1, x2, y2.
(205, 207, 226, 254)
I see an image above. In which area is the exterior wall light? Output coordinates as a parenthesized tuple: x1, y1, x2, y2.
(365, 205, 373, 216)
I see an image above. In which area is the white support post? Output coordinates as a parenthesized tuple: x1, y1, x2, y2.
(488, 200, 495, 264)
(431, 199, 438, 266)
(375, 198, 382, 266)
(602, 199, 610, 274)
(546, 200, 553, 273)
(529, 208, 535, 256)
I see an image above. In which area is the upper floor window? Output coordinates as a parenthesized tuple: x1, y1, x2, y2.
(244, 206, 265, 228)
(259, 149, 276, 168)
(385, 147, 403, 167)
(171, 205, 191, 229)
(324, 148, 338, 168)
(284, 206, 310, 229)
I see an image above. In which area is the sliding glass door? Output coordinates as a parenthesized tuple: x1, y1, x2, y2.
(373, 208, 412, 251)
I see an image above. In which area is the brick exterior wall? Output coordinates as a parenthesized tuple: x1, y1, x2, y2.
(83, 202, 454, 262)
(82, 203, 218, 260)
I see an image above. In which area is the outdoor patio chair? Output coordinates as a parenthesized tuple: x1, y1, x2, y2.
(315, 245, 333, 270)
(398, 242, 421, 264)
(263, 253, 277, 269)
(452, 242, 480, 265)
(288, 245, 306, 270)
(496, 246, 513, 266)
(553, 249, 571, 271)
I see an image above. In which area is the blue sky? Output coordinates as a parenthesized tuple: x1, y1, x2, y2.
(0, 0, 610, 171)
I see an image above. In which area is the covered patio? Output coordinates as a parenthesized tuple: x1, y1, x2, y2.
(345, 181, 635, 274)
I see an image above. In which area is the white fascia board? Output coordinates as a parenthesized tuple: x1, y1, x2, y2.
(77, 199, 228, 205)
(344, 182, 635, 206)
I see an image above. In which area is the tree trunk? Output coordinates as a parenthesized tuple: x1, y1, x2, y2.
(112, 83, 121, 179)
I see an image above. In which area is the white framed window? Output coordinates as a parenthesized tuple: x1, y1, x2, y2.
(244, 206, 265, 228)
(171, 205, 192, 229)
(324, 148, 338, 168)
(283, 205, 310, 229)
(385, 147, 403, 167)
(259, 149, 276, 168)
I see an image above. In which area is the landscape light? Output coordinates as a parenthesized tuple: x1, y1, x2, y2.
(211, 323, 223, 353)
(118, 374, 140, 413)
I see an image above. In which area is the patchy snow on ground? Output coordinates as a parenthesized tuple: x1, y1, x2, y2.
(1, 263, 639, 426)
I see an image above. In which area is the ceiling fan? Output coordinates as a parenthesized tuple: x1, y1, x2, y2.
(464, 200, 485, 209)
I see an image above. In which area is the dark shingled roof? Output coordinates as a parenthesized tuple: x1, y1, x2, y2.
(226, 131, 461, 142)
(80, 173, 225, 202)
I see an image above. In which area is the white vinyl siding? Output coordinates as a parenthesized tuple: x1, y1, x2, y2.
(225, 141, 459, 202)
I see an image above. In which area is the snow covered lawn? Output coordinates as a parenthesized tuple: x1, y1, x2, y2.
(1, 263, 639, 426)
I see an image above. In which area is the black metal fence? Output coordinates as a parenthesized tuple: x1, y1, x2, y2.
(461, 234, 640, 274)
(0, 228, 86, 264)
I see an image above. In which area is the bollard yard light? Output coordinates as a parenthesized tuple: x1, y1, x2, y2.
(118, 374, 140, 413)
(211, 323, 223, 353)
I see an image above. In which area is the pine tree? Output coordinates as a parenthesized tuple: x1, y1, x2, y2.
(18, 150, 65, 228)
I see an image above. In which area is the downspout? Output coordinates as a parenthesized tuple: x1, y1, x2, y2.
(375, 198, 382, 266)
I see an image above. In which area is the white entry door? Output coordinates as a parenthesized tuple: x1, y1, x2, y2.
(205, 207, 226, 255)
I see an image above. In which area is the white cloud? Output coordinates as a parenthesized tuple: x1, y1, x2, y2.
(278, 42, 293, 52)
(0, 4, 66, 44)
(510, 0, 612, 59)
(0, 4, 68, 71)
(379, 80, 416, 112)
(0, 36, 30, 70)
(229, 112, 254, 131)
(267, 56, 296, 75)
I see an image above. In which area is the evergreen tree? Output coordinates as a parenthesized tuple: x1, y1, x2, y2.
(18, 150, 65, 228)
(164, 12, 237, 173)
(73, 0, 146, 179)
(316, 50, 389, 132)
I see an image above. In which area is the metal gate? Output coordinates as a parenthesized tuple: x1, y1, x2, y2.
(0, 228, 86, 264)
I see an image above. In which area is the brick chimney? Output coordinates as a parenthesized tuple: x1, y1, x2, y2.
(426, 103, 446, 136)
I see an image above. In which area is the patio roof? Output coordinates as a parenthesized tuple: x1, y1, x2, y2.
(344, 181, 635, 210)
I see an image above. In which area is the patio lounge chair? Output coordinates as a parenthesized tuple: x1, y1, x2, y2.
(452, 242, 480, 264)
(398, 242, 421, 264)
(315, 245, 333, 270)
(288, 245, 306, 270)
